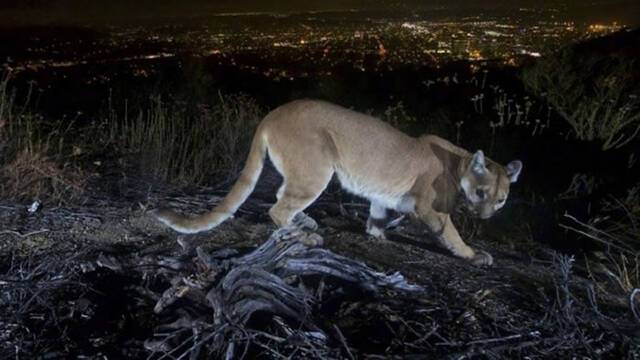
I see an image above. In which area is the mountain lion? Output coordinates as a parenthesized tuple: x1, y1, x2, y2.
(154, 100, 522, 266)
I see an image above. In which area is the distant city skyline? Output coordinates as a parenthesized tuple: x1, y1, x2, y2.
(2, 6, 625, 80)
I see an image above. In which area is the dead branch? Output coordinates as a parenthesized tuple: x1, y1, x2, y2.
(0, 229, 49, 238)
(631, 288, 640, 322)
(141, 228, 424, 358)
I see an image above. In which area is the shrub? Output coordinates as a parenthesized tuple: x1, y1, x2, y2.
(377, 101, 453, 138)
(379, 101, 417, 132)
(522, 46, 640, 150)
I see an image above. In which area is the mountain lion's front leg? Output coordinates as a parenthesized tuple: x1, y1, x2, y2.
(366, 201, 388, 241)
(419, 209, 493, 266)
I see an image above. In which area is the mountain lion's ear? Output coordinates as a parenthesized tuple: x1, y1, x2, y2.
(471, 150, 487, 174)
(506, 160, 523, 183)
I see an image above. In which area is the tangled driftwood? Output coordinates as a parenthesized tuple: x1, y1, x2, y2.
(143, 228, 423, 358)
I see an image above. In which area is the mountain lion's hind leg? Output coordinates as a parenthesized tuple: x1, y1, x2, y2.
(276, 182, 318, 231)
(269, 186, 325, 246)
(366, 201, 388, 241)
(269, 169, 332, 244)
(276, 183, 317, 231)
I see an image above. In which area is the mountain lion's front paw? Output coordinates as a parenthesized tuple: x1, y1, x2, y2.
(366, 226, 387, 241)
(470, 250, 493, 266)
(366, 218, 388, 241)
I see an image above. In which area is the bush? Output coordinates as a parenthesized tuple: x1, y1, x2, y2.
(522, 45, 640, 150)
(378, 100, 417, 132)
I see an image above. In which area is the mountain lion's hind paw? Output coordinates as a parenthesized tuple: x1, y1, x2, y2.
(292, 212, 318, 231)
(272, 226, 304, 241)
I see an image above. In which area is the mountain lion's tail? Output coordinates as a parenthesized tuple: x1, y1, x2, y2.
(153, 129, 267, 234)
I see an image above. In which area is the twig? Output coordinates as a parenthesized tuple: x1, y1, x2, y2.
(465, 331, 541, 346)
(559, 217, 631, 254)
(631, 288, 640, 322)
(252, 340, 288, 359)
(333, 324, 355, 360)
(0, 229, 49, 238)
(609, 196, 638, 234)
(562, 214, 618, 241)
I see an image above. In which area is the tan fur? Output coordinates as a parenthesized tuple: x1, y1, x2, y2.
(154, 100, 522, 266)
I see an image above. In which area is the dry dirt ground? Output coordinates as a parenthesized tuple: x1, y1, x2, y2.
(1, 178, 638, 359)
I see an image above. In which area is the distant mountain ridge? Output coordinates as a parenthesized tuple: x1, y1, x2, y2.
(572, 27, 640, 59)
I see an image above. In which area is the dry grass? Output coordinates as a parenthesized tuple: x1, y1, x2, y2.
(1, 146, 87, 203)
(0, 73, 88, 203)
(2, 71, 265, 201)
(109, 92, 264, 186)
(0, 73, 15, 154)
(561, 186, 640, 313)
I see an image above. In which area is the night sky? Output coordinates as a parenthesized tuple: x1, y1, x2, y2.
(1, 0, 639, 26)
(0, 0, 631, 10)
(0, 0, 636, 11)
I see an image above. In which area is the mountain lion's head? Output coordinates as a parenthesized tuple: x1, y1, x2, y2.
(460, 150, 522, 219)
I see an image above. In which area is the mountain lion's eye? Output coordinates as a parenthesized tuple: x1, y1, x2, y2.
(476, 189, 486, 199)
